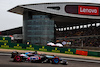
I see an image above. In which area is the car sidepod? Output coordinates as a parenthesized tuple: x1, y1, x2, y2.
(29, 56, 41, 62)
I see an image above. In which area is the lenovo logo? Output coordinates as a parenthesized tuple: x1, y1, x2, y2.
(78, 6, 99, 15)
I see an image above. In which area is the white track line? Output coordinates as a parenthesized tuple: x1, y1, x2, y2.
(61, 57, 100, 63)
(0, 53, 11, 56)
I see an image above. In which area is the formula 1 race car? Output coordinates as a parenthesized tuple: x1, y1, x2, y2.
(11, 51, 68, 65)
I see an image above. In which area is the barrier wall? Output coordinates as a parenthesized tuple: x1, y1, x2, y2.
(88, 51, 100, 57)
(0, 37, 100, 57)
(0, 42, 76, 54)
(0, 37, 76, 54)
(76, 50, 88, 56)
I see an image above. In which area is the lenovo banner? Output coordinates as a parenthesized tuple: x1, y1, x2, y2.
(78, 6, 99, 15)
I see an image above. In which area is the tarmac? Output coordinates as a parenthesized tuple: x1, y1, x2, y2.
(0, 48, 100, 61)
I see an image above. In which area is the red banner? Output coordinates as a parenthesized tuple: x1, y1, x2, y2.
(76, 50, 88, 56)
(78, 6, 99, 15)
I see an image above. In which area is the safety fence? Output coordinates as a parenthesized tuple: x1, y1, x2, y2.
(0, 37, 100, 57)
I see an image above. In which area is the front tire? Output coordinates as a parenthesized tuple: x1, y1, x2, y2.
(52, 57, 60, 64)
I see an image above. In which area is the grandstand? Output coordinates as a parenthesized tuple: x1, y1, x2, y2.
(56, 23, 100, 47)
(6, 2, 100, 48)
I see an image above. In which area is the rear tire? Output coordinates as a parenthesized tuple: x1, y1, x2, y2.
(14, 55, 22, 62)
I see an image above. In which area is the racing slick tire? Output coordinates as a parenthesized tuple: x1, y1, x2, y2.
(52, 57, 60, 64)
(14, 55, 22, 62)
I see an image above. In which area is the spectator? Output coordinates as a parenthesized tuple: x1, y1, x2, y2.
(62, 40, 67, 46)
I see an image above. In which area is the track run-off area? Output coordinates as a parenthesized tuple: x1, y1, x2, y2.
(0, 53, 100, 67)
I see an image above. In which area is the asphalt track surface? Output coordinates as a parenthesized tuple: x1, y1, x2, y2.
(0, 55, 100, 67)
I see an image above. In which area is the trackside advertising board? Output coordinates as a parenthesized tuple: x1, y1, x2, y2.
(76, 50, 88, 56)
(0, 37, 100, 57)
(0, 37, 11, 48)
(65, 5, 100, 16)
(0, 37, 76, 54)
(0, 37, 11, 43)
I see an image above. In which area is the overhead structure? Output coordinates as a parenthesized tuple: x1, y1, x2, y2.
(8, 2, 100, 45)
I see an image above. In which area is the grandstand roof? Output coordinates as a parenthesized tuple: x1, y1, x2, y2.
(8, 2, 100, 27)
(0, 27, 22, 35)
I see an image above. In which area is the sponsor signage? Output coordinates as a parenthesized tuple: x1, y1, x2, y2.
(76, 50, 88, 56)
(65, 5, 100, 16)
(52, 48, 60, 53)
(1, 43, 9, 48)
(26, 45, 34, 50)
(65, 49, 73, 54)
(39, 46, 47, 51)
(78, 6, 99, 15)
(14, 44, 22, 49)
(0, 37, 11, 43)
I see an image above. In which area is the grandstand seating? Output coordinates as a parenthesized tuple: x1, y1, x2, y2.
(56, 26, 100, 47)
